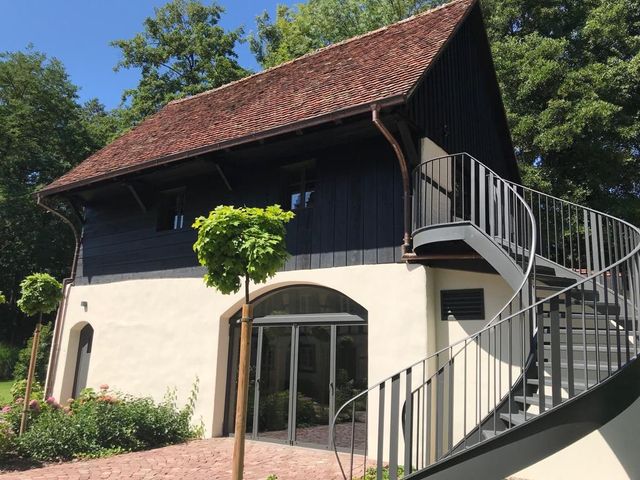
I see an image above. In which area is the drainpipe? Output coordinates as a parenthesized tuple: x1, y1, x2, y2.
(371, 104, 412, 256)
(37, 194, 82, 399)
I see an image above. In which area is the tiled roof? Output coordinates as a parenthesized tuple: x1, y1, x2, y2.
(42, 0, 476, 195)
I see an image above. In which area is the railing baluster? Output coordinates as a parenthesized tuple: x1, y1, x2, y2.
(389, 375, 400, 480)
(404, 367, 413, 475)
(549, 296, 562, 406)
(565, 291, 575, 398)
(376, 383, 385, 480)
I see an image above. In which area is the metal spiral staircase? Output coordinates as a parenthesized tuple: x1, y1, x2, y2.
(331, 153, 640, 479)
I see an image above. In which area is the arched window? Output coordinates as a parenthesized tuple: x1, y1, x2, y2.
(72, 324, 94, 398)
(230, 285, 367, 321)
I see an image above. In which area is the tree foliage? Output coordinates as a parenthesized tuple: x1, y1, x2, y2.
(250, 0, 445, 68)
(192, 205, 294, 296)
(482, 0, 640, 222)
(0, 50, 100, 343)
(111, 0, 249, 126)
(17, 273, 62, 318)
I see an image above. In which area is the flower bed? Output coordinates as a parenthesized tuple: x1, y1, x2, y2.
(0, 382, 202, 463)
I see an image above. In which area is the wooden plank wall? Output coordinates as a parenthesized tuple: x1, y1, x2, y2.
(77, 137, 404, 279)
(407, 5, 517, 181)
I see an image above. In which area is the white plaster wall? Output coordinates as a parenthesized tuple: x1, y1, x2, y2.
(428, 268, 518, 448)
(50, 263, 430, 438)
(431, 268, 514, 352)
(510, 397, 640, 480)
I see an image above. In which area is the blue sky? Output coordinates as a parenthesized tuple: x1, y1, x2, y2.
(0, 1, 295, 109)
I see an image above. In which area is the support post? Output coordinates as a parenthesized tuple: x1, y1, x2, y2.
(232, 276, 254, 480)
(19, 315, 42, 435)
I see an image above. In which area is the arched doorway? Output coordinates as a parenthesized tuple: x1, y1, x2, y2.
(225, 286, 368, 450)
(72, 324, 94, 398)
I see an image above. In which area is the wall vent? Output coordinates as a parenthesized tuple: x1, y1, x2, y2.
(440, 289, 484, 320)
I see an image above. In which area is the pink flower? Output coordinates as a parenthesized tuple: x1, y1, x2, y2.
(28, 399, 40, 411)
(45, 396, 56, 405)
(99, 384, 109, 391)
(15, 398, 23, 404)
(1, 406, 11, 414)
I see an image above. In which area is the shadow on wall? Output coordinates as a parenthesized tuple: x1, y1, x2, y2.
(600, 396, 640, 479)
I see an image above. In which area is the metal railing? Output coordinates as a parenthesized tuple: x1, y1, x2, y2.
(331, 153, 640, 479)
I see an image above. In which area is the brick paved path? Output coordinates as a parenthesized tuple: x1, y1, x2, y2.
(0, 437, 370, 480)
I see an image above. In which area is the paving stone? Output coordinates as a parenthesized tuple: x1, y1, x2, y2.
(0, 437, 370, 480)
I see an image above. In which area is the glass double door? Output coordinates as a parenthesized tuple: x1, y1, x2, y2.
(228, 321, 367, 449)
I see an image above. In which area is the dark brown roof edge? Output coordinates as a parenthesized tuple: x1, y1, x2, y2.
(39, 95, 406, 197)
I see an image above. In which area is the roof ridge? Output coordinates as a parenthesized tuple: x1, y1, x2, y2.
(167, 0, 472, 107)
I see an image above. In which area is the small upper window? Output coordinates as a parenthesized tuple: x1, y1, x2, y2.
(157, 188, 186, 231)
(282, 160, 316, 210)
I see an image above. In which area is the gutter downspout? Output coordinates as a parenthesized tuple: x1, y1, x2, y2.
(37, 194, 82, 399)
(371, 104, 412, 256)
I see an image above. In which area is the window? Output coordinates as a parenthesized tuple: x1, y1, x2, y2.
(282, 160, 316, 210)
(157, 188, 186, 231)
(440, 289, 485, 320)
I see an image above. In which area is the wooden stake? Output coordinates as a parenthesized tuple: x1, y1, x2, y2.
(19, 318, 42, 435)
(231, 303, 254, 480)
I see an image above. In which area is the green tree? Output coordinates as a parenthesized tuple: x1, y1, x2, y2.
(16, 273, 62, 434)
(192, 205, 293, 479)
(0, 50, 97, 344)
(250, 0, 444, 68)
(111, 0, 249, 126)
(482, 0, 640, 222)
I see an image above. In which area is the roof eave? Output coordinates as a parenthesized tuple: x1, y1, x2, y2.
(39, 94, 407, 198)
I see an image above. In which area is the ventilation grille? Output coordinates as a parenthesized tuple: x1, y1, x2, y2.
(440, 289, 484, 320)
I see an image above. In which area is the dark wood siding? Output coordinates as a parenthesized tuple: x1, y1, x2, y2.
(77, 137, 404, 279)
(407, 4, 518, 181)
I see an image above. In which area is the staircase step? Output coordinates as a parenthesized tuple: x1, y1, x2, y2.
(527, 378, 588, 391)
(514, 394, 555, 406)
(536, 285, 599, 302)
(499, 411, 536, 426)
(535, 274, 577, 287)
(545, 343, 629, 354)
(539, 301, 621, 316)
(481, 430, 498, 440)
(534, 265, 557, 276)
(538, 360, 617, 372)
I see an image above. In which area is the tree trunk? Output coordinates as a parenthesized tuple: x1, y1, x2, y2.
(19, 314, 42, 435)
(232, 274, 253, 480)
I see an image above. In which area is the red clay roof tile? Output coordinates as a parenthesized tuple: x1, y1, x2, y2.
(41, 0, 475, 195)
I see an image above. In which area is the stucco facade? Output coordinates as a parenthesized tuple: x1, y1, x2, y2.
(48, 263, 514, 440)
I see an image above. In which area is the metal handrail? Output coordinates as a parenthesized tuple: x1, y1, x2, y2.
(331, 153, 640, 480)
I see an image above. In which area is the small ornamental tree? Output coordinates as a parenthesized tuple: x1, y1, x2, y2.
(16, 273, 62, 435)
(193, 205, 293, 480)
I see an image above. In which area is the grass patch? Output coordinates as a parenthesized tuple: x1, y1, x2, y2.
(0, 380, 12, 405)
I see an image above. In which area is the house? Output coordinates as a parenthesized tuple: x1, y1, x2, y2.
(38, 0, 640, 478)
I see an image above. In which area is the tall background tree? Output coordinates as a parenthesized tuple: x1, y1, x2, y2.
(251, 0, 640, 222)
(250, 0, 443, 68)
(111, 0, 249, 127)
(0, 50, 103, 345)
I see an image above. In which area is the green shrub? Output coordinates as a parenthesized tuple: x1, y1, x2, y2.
(0, 344, 19, 380)
(359, 466, 404, 480)
(10, 379, 44, 402)
(0, 417, 16, 458)
(13, 323, 52, 383)
(14, 382, 201, 462)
